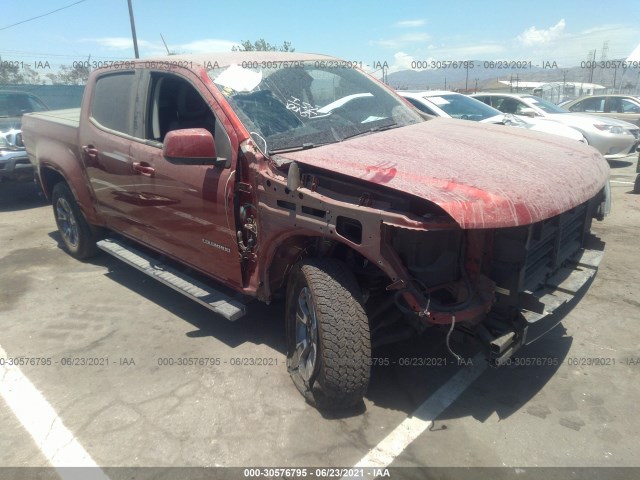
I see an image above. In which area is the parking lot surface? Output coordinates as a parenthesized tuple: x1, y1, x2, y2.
(0, 156, 639, 477)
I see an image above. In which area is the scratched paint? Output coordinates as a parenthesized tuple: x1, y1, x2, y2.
(279, 118, 610, 229)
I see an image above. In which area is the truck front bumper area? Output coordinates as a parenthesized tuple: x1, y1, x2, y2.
(477, 246, 604, 366)
(0, 150, 33, 183)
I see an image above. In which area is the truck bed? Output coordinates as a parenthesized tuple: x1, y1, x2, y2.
(22, 108, 82, 190)
(24, 108, 80, 129)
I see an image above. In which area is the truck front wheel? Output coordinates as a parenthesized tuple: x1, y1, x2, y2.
(286, 258, 371, 409)
(52, 182, 98, 259)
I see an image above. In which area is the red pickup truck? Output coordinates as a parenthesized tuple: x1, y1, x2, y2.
(22, 52, 610, 410)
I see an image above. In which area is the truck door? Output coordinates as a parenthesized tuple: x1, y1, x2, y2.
(126, 71, 242, 287)
(79, 69, 158, 241)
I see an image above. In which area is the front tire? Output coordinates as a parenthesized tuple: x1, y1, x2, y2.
(51, 182, 98, 259)
(286, 258, 371, 410)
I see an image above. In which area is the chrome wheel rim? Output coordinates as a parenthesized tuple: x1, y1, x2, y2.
(292, 286, 318, 382)
(56, 198, 79, 247)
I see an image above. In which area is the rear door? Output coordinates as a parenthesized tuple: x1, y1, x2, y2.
(79, 70, 157, 241)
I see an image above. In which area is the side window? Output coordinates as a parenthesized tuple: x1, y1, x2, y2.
(406, 97, 437, 115)
(621, 98, 640, 113)
(571, 97, 604, 113)
(494, 97, 520, 114)
(146, 74, 232, 162)
(92, 72, 137, 135)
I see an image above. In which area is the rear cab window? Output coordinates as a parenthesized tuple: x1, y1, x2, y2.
(90, 72, 138, 136)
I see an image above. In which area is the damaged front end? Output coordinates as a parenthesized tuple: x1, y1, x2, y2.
(383, 187, 608, 366)
(256, 155, 608, 368)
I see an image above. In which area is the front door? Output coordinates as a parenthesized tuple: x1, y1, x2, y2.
(131, 71, 242, 287)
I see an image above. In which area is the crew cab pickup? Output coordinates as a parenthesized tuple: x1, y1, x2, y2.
(22, 52, 610, 410)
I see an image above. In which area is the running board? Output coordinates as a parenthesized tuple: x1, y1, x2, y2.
(96, 238, 246, 321)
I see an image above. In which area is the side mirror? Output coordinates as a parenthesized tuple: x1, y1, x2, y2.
(519, 107, 537, 118)
(163, 128, 230, 168)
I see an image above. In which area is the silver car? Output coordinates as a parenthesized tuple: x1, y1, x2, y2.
(472, 93, 639, 159)
(399, 90, 586, 142)
(561, 94, 640, 128)
(0, 132, 32, 183)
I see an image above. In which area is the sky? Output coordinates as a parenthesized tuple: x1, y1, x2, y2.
(1, 0, 640, 75)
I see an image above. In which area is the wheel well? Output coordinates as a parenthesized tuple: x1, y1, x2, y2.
(39, 167, 66, 200)
(267, 235, 387, 299)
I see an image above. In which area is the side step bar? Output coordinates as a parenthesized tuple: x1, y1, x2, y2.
(96, 238, 246, 321)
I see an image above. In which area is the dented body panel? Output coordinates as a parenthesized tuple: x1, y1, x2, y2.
(279, 119, 609, 229)
(22, 52, 610, 367)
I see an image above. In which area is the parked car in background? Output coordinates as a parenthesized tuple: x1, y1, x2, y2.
(0, 91, 48, 183)
(561, 94, 640, 128)
(472, 93, 639, 159)
(0, 91, 48, 132)
(399, 90, 585, 142)
(635, 156, 640, 194)
(0, 132, 33, 183)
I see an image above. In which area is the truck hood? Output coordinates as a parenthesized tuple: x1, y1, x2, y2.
(276, 118, 609, 229)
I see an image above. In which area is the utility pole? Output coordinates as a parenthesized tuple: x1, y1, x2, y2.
(127, 0, 139, 59)
(465, 61, 469, 91)
(160, 33, 172, 55)
(588, 49, 596, 83)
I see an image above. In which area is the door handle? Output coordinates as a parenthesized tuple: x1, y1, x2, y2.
(82, 145, 98, 159)
(132, 162, 155, 177)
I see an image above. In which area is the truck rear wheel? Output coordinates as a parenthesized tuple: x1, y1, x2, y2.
(52, 182, 98, 259)
(286, 258, 371, 409)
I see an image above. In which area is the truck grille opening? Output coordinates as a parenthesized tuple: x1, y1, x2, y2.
(490, 198, 595, 296)
(524, 202, 588, 291)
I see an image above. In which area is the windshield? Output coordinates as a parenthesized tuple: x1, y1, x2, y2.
(426, 93, 501, 121)
(523, 95, 568, 114)
(208, 62, 423, 154)
(0, 93, 48, 117)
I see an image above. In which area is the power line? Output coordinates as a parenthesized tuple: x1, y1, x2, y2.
(0, 0, 89, 32)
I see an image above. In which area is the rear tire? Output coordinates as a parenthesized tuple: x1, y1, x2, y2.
(286, 258, 371, 410)
(51, 182, 98, 259)
(634, 174, 640, 194)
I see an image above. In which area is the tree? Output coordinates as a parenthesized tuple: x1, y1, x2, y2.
(232, 39, 295, 52)
(0, 57, 42, 85)
(46, 64, 91, 85)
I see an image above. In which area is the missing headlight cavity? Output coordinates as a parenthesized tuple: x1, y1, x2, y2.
(336, 216, 362, 244)
(390, 227, 462, 288)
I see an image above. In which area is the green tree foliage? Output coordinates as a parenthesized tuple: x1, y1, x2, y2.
(232, 39, 295, 52)
(46, 64, 91, 85)
(0, 59, 41, 84)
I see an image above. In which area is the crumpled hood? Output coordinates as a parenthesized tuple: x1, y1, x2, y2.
(276, 118, 609, 229)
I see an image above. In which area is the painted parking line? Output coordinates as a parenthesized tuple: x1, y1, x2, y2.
(610, 180, 635, 185)
(0, 346, 110, 480)
(345, 353, 486, 475)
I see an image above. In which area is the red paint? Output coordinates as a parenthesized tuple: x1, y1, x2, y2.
(280, 118, 610, 228)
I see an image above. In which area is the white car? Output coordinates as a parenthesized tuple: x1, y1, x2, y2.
(471, 93, 639, 159)
(399, 91, 586, 142)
